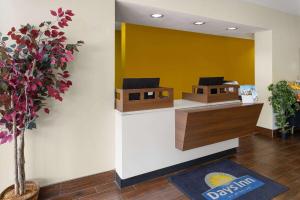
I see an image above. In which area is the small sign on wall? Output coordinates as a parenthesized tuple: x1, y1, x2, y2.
(240, 85, 258, 104)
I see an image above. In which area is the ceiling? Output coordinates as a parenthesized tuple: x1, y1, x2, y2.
(240, 0, 300, 16)
(116, 1, 265, 39)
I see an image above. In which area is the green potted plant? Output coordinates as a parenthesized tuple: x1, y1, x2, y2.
(0, 8, 83, 200)
(268, 80, 299, 139)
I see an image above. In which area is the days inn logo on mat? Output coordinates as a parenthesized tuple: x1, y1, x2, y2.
(202, 172, 265, 200)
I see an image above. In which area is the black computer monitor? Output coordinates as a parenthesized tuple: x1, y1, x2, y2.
(197, 77, 224, 94)
(123, 78, 160, 89)
(198, 77, 224, 86)
(122, 78, 160, 100)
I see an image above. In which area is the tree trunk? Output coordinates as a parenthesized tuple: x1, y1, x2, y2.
(18, 131, 25, 195)
(12, 98, 19, 196)
(17, 84, 28, 195)
(13, 122, 19, 195)
(18, 85, 28, 195)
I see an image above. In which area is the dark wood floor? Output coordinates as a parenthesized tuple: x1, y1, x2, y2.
(40, 134, 300, 200)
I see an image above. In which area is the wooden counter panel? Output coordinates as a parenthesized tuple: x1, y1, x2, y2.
(175, 103, 263, 151)
(115, 87, 174, 112)
(182, 85, 240, 103)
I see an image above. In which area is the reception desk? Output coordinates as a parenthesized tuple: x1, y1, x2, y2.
(115, 100, 262, 187)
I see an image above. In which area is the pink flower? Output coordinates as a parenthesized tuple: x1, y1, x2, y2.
(60, 57, 67, 63)
(50, 10, 57, 16)
(36, 51, 45, 61)
(51, 58, 56, 65)
(0, 61, 5, 67)
(0, 131, 7, 138)
(36, 81, 43, 87)
(4, 114, 12, 121)
(65, 50, 74, 62)
(44, 108, 50, 114)
(31, 84, 37, 91)
(0, 135, 12, 144)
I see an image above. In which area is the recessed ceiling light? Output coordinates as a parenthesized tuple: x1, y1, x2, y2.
(193, 21, 206, 25)
(226, 27, 238, 30)
(151, 13, 164, 18)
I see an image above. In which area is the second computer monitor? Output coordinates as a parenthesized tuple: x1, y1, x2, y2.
(198, 77, 224, 86)
(123, 78, 160, 89)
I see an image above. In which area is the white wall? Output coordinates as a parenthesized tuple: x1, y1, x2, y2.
(0, 0, 115, 190)
(1, 0, 300, 191)
(255, 31, 273, 128)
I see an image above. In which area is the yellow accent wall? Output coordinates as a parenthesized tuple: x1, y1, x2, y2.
(115, 30, 122, 89)
(116, 23, 254, 99)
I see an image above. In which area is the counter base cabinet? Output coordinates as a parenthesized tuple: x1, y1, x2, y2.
(115, 148, 237, 188)
(115, 100, 248, 186)
(176, 103, 263, 151)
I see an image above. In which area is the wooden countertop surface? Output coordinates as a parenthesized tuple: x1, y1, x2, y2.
(176, 102, 262, 113)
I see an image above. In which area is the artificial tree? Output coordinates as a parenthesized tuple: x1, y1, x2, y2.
(268, 80, 299, 138)
(0, 8, 83, 197)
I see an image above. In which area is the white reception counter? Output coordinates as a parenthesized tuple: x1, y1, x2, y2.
(115, 99, 240, 186)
